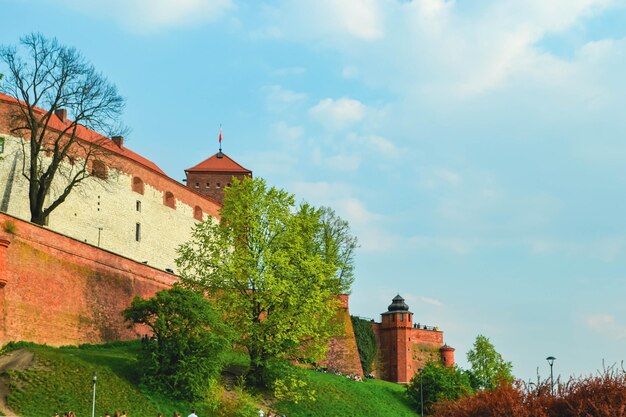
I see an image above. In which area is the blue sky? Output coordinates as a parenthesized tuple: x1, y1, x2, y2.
(3, 0, 626, 382)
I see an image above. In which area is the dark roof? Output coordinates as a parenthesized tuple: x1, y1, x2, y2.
(382, 294, 412, 314)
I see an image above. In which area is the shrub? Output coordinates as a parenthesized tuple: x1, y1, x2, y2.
(2, 220, 16, 234)
(431, 367, 626, 417)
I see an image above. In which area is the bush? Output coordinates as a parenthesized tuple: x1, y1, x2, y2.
(431, 367, 626, 417)
(123, 286, 232, 401)
(406, 361, 473, 415)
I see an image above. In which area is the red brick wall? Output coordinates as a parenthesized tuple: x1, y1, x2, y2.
(0, 213, 177, 346)
(185, 171, 251, 205)
(0, 213, 364, 379)
(372, 315, 446, 384)
(320, 296, 364, 377)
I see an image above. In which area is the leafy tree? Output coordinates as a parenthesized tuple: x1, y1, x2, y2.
(123, 286, 231, 401)
(0, 33, 125, 225)
(177, 177, 357, 387)
(407, 361, 473, 415)
(350, 316, 377, 375)
(466, 335, 513, 391)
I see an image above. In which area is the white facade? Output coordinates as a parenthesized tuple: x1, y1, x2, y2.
(0, 133, 218, 271)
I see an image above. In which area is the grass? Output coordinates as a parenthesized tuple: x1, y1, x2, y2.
(5, 341, 213, 417)
(2, 342, 418, 417)
(274, 371, 417, 417)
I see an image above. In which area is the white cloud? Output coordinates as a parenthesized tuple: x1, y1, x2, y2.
(309, 98, 366, 129)
(60, 0, 233, 32)
(348, 133, 399, 157)
(270, 122, 304, 145)
(265, 85, 307, 112)
(585, 314, 626, 340)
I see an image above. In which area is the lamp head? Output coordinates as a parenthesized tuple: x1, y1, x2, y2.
(546, 356, 556, 366)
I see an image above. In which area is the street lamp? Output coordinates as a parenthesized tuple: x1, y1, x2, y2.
(546, 356, 556, 395)
(418, 367, 424, 416)
(91, 372, 97, 417)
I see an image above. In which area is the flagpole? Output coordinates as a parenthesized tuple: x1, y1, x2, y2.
(219, 124, 222, 153)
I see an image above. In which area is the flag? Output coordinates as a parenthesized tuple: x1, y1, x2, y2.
(218, 128, 223, 144)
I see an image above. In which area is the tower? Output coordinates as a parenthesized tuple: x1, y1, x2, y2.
(379, 294, 414, 383)
(184, 150, 252, 205)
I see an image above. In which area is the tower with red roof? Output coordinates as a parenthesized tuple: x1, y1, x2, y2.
(184, 150, 252, 205)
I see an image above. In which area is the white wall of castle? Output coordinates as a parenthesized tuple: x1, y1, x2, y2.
(0, 134, 212, 271)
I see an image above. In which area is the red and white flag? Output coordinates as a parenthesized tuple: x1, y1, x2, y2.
(218, 128, 223, 144)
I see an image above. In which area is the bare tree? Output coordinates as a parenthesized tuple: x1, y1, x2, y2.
(0, 33, 125, 225)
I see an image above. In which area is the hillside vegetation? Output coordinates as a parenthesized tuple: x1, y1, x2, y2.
(1, 342, 417, 417)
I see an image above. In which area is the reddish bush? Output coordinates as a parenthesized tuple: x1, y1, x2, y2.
(431, 367, 626, 417)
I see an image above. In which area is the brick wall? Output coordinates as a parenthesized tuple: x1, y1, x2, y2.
(0, 213, 177, 346)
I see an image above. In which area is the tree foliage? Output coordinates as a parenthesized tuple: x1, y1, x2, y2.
(0, 33, 125, 225)
(123, 286, 231, 401)
(350, 316, 377, 375)
(177, 177, 357, 387)
(466, 335, 513, 391)
(406, 362, 473, 415)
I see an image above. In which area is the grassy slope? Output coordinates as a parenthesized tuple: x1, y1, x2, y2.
(4, 342, 417, 417)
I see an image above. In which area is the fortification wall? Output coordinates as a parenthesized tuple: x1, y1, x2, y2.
(0, 212, 177, 345)
(0, 132, 220, 271)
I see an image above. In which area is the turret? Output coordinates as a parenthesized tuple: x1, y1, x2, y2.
(381, 294, 413, 329)
(440, 344, 455, 367)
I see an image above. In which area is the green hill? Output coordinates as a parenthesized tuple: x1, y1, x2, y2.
(0, 342, 418, 417)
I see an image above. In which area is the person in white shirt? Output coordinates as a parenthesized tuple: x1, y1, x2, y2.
(187, 410, 198, 417)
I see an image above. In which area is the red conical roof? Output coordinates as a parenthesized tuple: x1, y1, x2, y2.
(185, 152, 251, 174)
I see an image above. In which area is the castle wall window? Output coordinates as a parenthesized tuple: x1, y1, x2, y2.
(132, 177, 144, 195)
(164, 191, 176, 209)
(91, 160, 108, 180)
(136, 201, 141, 212)
(205, 182, 210, 188)
(195, 182, 200, 188)
(193, 206, 203, 221)
(217, 182, 221, 188)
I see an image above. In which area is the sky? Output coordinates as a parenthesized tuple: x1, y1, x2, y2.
(3, 0, 626, 383)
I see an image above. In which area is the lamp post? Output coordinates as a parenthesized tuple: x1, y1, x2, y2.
(546, 356, 556, 395)
(418, 367, 424, 416)
(91, 372, 97, 417)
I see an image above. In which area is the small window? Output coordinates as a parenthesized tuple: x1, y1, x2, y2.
(193, 206, 203, 221)
(136, 201, 141, 212)
(135, 223, 141, 241)
(227, 183, 231, 187)
(0, 137, 5, 153)
(132, 177, 145, 195)
(205, 182, 210, 188)
(164, 191, 176, 209)
(216, 182, 221, 188)
(91, 160, 108, 180)
(195, 182, 200, 188)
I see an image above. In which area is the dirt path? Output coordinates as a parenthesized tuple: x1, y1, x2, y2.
(0, 349, 34, 417)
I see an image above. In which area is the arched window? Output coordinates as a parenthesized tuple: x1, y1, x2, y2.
(193, 206, 203, 221)
(132, 177, 144, 195)
(91, 160, 107, 180)
(164, 191, 176, 209)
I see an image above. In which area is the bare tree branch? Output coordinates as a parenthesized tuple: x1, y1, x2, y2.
(0, 33, 126, 225)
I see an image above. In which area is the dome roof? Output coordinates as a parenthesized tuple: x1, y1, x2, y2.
(387, 294, 410, 312)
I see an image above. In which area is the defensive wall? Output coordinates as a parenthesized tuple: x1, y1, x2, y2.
(371, 295, 454, 384)
(0, 212, 176, 345)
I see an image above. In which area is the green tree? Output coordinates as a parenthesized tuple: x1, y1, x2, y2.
(123, 286, 231, 401)
(466, 334, 513, 391)
(350, 316, 377, 375)
(0, 33, 125, 225)
(406, 361, 473, 415)
(177, 177, 357, 388)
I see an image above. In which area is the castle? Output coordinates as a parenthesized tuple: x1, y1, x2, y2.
(0, 92, 452, 383)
